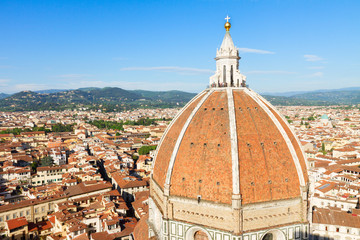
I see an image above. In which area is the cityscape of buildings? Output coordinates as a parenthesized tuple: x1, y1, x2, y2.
(0, 2, 359, 239)
(0, 104, 359, 239)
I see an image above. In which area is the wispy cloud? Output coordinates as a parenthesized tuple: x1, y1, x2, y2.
(0, 79, 10, 87)
(0, 65, 13, 69)
(56, 74, 92, 78)
(245, 70, 297, 75)
(120, 66, 214, 75)
(309, 72, 323, 77)
(304, 54, 323, 62)
(238, 48, 275, 54)
(308, 66, 324, 69)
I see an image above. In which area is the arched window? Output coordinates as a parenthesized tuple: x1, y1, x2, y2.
(231, 65, 234, 86)
(194, 230, 209, 240)
(261, 230, 286, 240)
(223, 65, 226, 83)
(263, 233, 273, 240)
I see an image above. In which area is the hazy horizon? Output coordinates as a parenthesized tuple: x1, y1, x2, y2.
(2, 85, 360, 96)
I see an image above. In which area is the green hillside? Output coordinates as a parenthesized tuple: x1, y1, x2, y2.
(0, 87, 359, 112)
(0, 88, 195, 112)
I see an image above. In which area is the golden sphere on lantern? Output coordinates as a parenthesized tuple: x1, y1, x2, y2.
(225, 21, 231, 31)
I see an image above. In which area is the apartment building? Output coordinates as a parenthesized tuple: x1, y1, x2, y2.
(31, 165, 68, 186)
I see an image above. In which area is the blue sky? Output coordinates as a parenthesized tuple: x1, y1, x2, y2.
(0, 0, 359, 94)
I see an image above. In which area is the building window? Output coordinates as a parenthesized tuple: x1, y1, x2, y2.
(325, 226, 328, 231)
(20, 211, 23, 217)
(26, 210, 30, 215)
(262, 233, 273, 240)
(41, 207, 45, 212)
(0, 217, 3, 222)
(35, 208, 38, 213)
(6, 215, 9, 220)
(336, 228, 339, 232)
(13, 213, 16, 219)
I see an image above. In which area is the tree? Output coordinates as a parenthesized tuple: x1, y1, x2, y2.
(31, 161, 38, 172)
(344, 118, 350, 121)
(40, 156, 54, 167)
(88, 120, 124, 131)
(52, 123, 74, 132)
(124, 118, 158, 126)
(138, 145, 157, 155)
(321, 143, 326, 155)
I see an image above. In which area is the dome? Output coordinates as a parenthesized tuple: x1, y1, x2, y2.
(152, 88, 308, 205)
(149, 88, 309, 236)
(321, 114, 329, 120)
(148, 17, 309, 239)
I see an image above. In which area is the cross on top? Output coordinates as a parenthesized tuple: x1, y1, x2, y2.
(225, 15, 230, 22)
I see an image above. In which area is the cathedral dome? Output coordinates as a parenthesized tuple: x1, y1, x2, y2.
(152, 88, 308, 206)
(149, 17, 309, 239)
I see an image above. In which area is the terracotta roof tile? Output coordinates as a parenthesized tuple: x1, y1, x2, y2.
(6, 217, 28, 231)
(153, 91, 206, 187)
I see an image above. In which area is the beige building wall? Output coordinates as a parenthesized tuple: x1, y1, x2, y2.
(0, 187, 111, 230)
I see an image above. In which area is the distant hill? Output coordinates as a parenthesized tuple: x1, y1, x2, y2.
(262, 88, 360, 106)
(131, 90, 196, 103)
(291, 90, 360, 105)
(77, 87, 101, 91)
(0, 93, 10, 99)
(262, 95, 331, 106)
(0, 86, 359, 111)
(35, 89, 70, 94)
(0, 87, 196, 112)
(262, 87, 360, 97)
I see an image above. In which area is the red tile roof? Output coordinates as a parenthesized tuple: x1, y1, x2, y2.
(313, 207, 360, 227)
(6, 217, 28, 231)
(132, 213, 149, 240)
